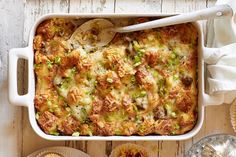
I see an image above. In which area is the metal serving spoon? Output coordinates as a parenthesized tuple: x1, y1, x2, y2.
(70, 4, 234, 48)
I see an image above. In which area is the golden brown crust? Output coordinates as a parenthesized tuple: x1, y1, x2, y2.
(58, 116, 80, 135)
(37, 111, 59, 134)
(34, 18, 198, 136)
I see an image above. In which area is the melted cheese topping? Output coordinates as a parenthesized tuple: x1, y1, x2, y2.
(34, 18, 198, 136)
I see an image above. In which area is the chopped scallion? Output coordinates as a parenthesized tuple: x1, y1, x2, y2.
(54, 56, 61, 64)
(72, 132, 80, 137)
(106, 77, 113, 83)
(46, 60, 53, 69)
(49, 130, 59, 136)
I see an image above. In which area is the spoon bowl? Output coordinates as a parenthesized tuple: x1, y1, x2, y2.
(70, 4, 233, 48)
(69, 18, 116, 48)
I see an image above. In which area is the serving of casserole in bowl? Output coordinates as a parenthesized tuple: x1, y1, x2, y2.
(8, 13, 226, 141)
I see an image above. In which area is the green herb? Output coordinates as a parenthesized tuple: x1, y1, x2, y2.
(54, 56, 61, 64)
(88, 130, 93, 136)
(106, 77, 113, 83)
(132, 90, 147, 99)
(139, 48, 145, 53)
(146, 65, 151, 70)
(104, 110, 126, 122)
(171, 131, 176, 135)
(60, 79, 70, 89)
(167, 51, 180, 68)
(85, 91, 91, 95)
(133, 40, 141, 51)
(165, 103, 177, 118)
(135, 114, 142, 123)
(91, 81, 97, 94)
(131, 76, 136, 83)
(132, 93, 139, 99)
(49, 130, 59, 136)
(49, 108, 54, 113)
(157, 79, 167, 97)
(140, 90, 147, 97)
(134, 55, 141, 63)
(132, 41, 145, 67)
(133, 52, 144, 66)
(170, 53, 177, 59)
(71, 67, 77, 75)
(168, 58, 179, 67)
(133, 62, 142, 67)
(34, 64, 41, 69)
(46, 60, 53, 69)
(48, 40, 60, 48)
(80, 108, 87, 123)
(87, 73, 92, 80)
(165, 103, 172, 111)
(72, 132, 80, 137)
(133, 104, 138, 112)
(52, 25, 63, 34)
(47, 100, 52, 108)
(170, 112, 177, 118)
(173, 74, 179, 80)
(115, 130, 122, 135)
(52, 103, 58, 108)
(54, 107, 61, 114)
(91, 95, 96, 101)
(59, 95, 64, 100)
(94, 80, 97, 86)
(138, 125, 146, 134)
(174, 124, 180, 130)
(152, 70, 158, 78)
(137, 50, 145, 58)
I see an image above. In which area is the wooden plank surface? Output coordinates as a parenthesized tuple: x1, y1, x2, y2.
(2, 0, 236, 157)
(0, 0, 24, 157)
(22, 1, 68, 156)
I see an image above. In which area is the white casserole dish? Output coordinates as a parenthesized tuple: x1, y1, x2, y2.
(8, 13, 233, 141)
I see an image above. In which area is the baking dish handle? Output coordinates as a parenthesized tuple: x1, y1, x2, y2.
(202, 43, 236, 106)
(8, 47, 30, 107)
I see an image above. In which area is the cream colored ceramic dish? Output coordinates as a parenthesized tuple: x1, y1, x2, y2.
(8, 13, 235, 141)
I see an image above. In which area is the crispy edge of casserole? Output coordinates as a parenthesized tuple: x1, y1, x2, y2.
(33, 18, 198, 136)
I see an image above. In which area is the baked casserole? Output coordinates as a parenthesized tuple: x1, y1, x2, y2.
(33, 18, 198, 136)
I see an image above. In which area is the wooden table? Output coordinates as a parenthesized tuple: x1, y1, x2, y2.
(1, 0, 235, 156)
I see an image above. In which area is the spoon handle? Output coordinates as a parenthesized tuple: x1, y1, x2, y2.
(114, 4, 233, 33)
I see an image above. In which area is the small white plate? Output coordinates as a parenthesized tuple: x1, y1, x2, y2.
(27, 146, 90, 157)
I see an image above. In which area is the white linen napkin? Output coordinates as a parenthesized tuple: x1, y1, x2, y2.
(205, 0, 236, 104)
(206, 43, 236, 93)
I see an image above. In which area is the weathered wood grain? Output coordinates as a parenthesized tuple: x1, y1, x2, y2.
(22, 1, 69, 156)
(69, 0, 115, 13)
(0, 0, 25, 157)
(115, 0, 161, 13)
(162, 0, 207, 13)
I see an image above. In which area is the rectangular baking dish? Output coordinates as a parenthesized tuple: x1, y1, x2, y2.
(8, 13, 226, 141)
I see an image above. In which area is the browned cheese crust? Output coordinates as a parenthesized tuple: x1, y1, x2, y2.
(33, 18, 198, 136)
